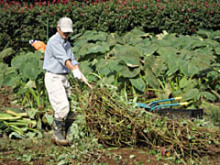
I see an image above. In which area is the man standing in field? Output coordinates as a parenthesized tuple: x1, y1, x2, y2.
(43, 17, 86, 145)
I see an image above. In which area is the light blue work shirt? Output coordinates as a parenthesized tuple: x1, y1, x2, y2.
(43, 32, 78, 74)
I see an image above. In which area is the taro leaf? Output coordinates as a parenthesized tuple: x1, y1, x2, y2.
(191, 40, 211, 50)
(70, 33, 83, 41)
(207, 70, 219, 80)
(134, 43, 158, 56)
(194, 47, 213, 57)
(78, 30, 108, 42)
(157, 47, 178, 61)
(143, 67, 160, 88)
(107, 33, 124, 47)
(113, 45, 141, 66)
(0, 47, 14, 62)
(214, 47, 220, 55)
(12, 53, 43, 80)
(190, 51, 214, 72)
(182, 88, 200, 101)
(11, 53, 29, 70)
(150, 57, 167, 76)
(98, 75, 115, 86)
(179, 77, 192, 89)
(122, 28, 146, 45)
(201, 91, 217, 101)
(166, 57, 180, 76)
(202, 39, 219, 48)
(78, 42, 109, 59)
(172, 35, 194, 50)
(141, 38, 151, 46)
(11, 52, 43, 80)
(130, 78, 146, 92)
(196, 29, 210, 38)
(3, 67, 20, 86)
(155, 33, 176, 47)
(96, 59, 119, 76)
(144, 55, 156, 68)
(209, 30, 220, 39)
(79, 61, 93, 76)
(22, 58, 41, 80)
(180, 62, 199, 77)
(88, 42, 109, 54)
(118, 62, 140, 78)
(157, 47, 179, 76)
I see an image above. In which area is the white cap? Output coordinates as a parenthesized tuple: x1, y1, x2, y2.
(57, 17, 73, 33)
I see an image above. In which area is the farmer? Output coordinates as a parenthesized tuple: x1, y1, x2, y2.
(43, 17, 86, 145)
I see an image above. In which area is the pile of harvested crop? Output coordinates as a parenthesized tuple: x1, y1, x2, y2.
(83, 88, 220, 159)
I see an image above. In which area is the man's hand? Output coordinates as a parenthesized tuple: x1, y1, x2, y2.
(72, 68, 82, 80)
(72, 68, 93, 89)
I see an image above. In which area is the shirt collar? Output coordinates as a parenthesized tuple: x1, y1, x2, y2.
(56, 32, 67, 44)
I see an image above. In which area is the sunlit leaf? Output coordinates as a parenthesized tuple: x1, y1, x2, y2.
(130, 78, 146, 92)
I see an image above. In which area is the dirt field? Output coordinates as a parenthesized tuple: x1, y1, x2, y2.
(1, 86, 220, 165)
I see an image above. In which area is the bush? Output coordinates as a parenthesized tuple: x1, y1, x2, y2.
(0, 0, 219, 51)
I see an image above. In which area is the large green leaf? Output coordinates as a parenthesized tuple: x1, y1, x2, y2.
(150, 57, 167, 76)
(157, 47, 179, 76)
(107, 33, 124, 47)
(98, 75, 115, 86)
(201, 91, 217, 101)
(112, 45, 141, 66)
(122, 28, 146, 45)
(79, 61, 93, 76)
(96, 59, 119, 76)
(11, 52, 43, 80)
(143, 67, 160, 88)
(214, 47, 220, 55)
(180, 62, 199, 77)
(157, 47, 178, 60)
(182, 88, 200, 101)
(134, 43, 158, 56)
(3, 67, 20, 86)
(77, 42, 109, 60)
(117, 62, 140, 78)
(130, 78, 146, 92)
(179, 77, 193, 89)
(11, 52, 31, 69)
(172, 35, 194, 50)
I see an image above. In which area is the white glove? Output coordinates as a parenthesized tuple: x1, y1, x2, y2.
(72, 68, 82, 80)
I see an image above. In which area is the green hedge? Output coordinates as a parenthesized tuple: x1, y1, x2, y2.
(0, 0, 219, 51)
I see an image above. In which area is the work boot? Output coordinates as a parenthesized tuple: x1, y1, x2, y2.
(52, 118, 69, 146)
(65, 112, 76, 143)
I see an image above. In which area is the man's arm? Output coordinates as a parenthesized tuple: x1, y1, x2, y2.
(65, 59, 79, 71)
(66, 59, 93, 89)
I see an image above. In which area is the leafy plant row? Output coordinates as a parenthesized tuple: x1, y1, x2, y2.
(0, 0, 219, 51)
(73, 29, 220, 107)
(1, 29, 219, 110)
